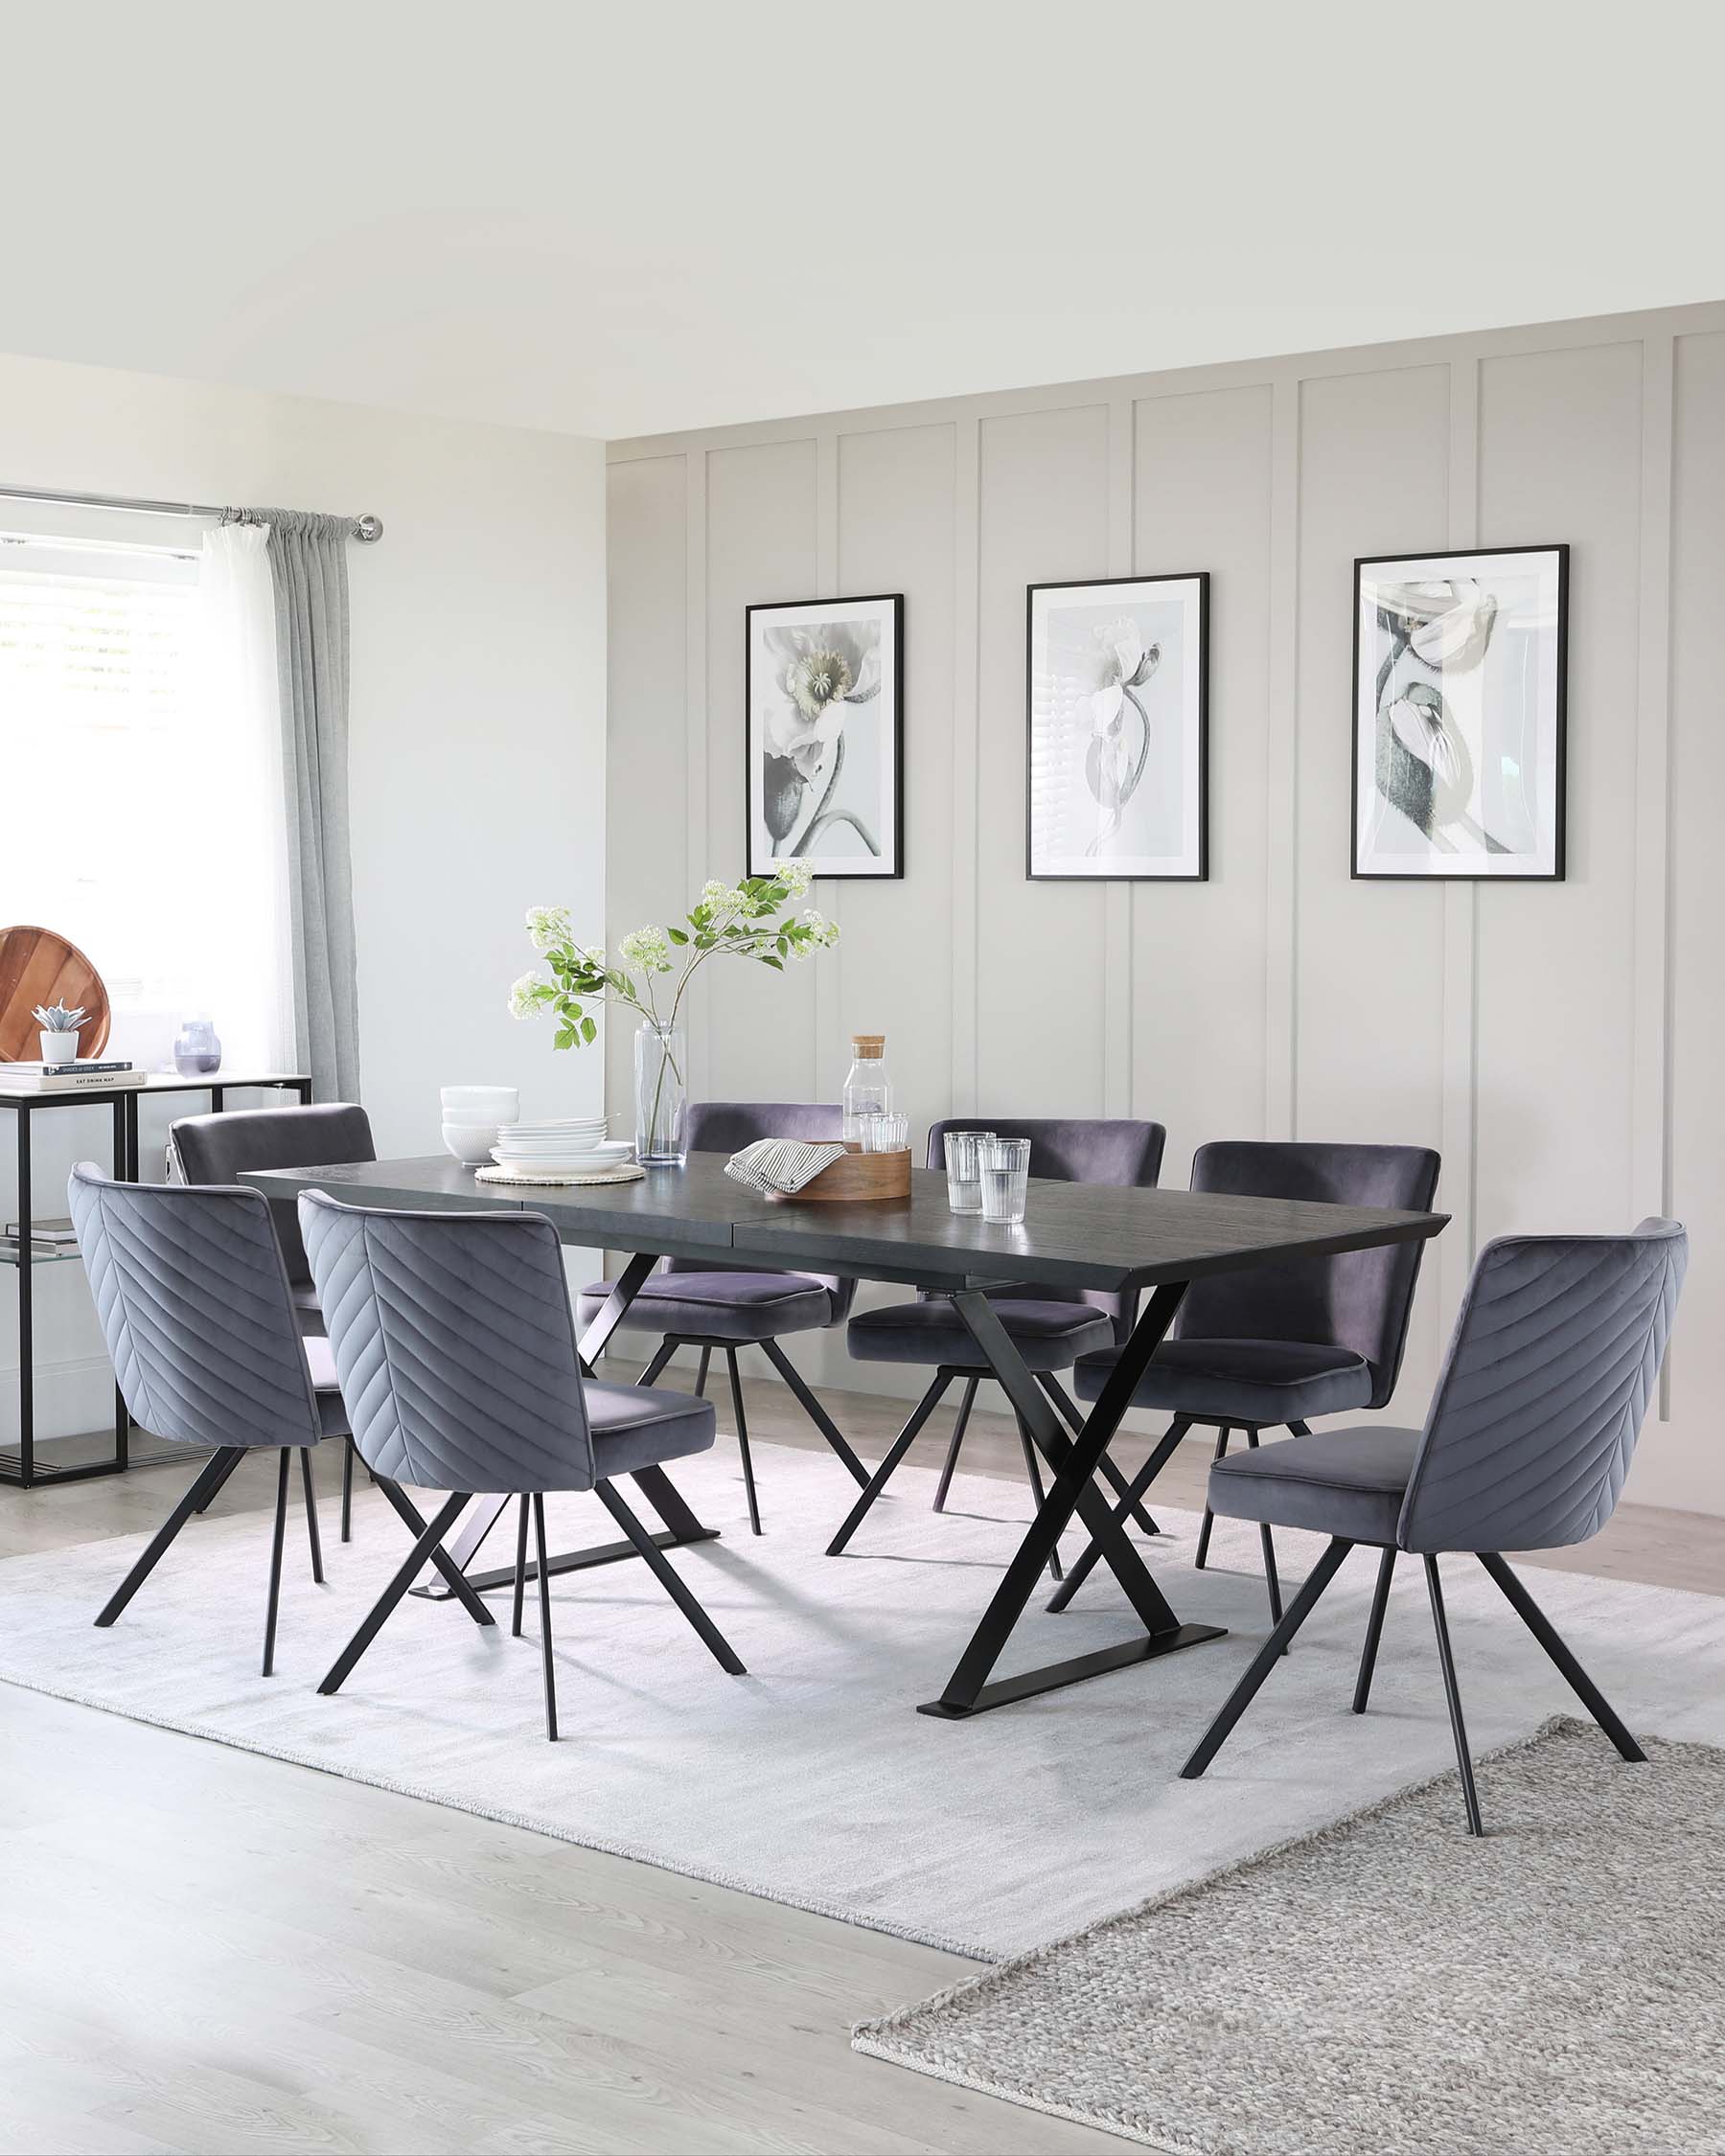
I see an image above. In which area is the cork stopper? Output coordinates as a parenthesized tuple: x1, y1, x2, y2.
(851, 1033, 886, 1059)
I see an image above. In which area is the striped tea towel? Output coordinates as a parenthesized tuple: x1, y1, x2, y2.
(724, 1137, 846, 1197)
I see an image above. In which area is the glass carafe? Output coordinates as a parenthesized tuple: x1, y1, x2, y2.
(841, 1033, 891, 1143)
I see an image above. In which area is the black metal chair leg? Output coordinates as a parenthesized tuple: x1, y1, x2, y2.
(1045, 1414, 1193, 1614)
(262, 1449, 291, 1677)
(193, 1446, 246, 1516)
(637, 1336, 679, 1389)
(1040, 1375, 1160, 1537)
(372, 1478, 495, 1627)
(1478, 1551, 1646, 1763)
(318, 1492, 472, 1696)
(1425, 1554, 1484, 1836)
(1353, 1548, 1396, 1712)
(932, 1377, 979, 1512)
(533, 1494, 558, 1742)
(758, 1337, 870, 1488)
(340, 1437, 355, 1542)
(1015, 1414, 1064, 1584)
(724, 1348, 762, 1535)
(299, 1447, 325, 1585)
(96, 1446, 243, 1627)
(1194, 1426, 1231, 1569)
(694, 1345, 712, 1398)
(595, 1480, 746, 1674)
(826, 1374, 953, 1555)
(512, 1494, 530, 1638)
(1239, 1432, 1284, 1637)
(1180, 1536, 1354, 1779)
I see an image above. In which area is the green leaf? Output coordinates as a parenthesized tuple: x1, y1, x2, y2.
(553, 1024, 575, 1050)
(581, 1014, 597, 1043)
(760, 954, 783, 970)
(667, 928, 688, 945)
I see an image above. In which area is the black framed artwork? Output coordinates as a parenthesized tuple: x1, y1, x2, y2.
(1025, 573, 1208, 881)
(1352, 545, 1569, 881)
(745, 593, 904, 879)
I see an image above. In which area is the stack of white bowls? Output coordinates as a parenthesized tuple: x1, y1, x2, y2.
(492, 1115, 632, 1175)
(441, 1085, 519, 1166)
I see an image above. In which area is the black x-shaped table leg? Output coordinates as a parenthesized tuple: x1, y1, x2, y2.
(917, 1280, 1226, 1718)
(409, 1250, 721, 1603)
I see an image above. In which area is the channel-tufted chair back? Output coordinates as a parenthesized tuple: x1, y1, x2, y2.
(67, 1162, 322, 1450)
(172, 1104, 375, 1301)
(925, 1116, 1167, 1342)
(300, 1189, 598, 1494)
(666, 1101, 855, 1320)
(1177, 1141, 1442, 1409)
(1398, 1219, 1687, 1554)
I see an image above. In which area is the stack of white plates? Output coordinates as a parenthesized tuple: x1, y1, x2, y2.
(492, 1116, 633, 1173)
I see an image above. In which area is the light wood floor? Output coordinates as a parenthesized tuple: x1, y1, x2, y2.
(2, 1372, 1720, 2156)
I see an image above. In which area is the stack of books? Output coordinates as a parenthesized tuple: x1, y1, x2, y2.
(0, 1058, 147, 1095)
(2, 1216, 80, 1261)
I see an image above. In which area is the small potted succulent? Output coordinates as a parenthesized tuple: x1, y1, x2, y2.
(33, 1003, 85, 1067)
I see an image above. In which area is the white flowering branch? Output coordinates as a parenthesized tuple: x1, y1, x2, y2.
(508, 861, 839, 1054)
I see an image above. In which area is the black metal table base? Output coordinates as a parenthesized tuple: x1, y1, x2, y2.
(918, 1622, 1227, 1718)
(914, 1283, 1230, 1717)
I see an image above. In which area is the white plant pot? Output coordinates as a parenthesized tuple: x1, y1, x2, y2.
(39, 1032, 79, 1067)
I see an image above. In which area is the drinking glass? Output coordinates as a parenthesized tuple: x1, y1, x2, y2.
(861, 1112, 908, 1153)
(943, 1130, 997, 1214)
(980, 1136, 1032, 1226)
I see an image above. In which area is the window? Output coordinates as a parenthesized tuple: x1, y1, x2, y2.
(0, 517, 289, 1069)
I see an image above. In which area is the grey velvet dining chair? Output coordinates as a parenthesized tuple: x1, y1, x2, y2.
(1179, 1219, 1687, 1834)
(172, 1102, 377, 1540)
(579, 1101, 870, 1534)
(1051, 1140, 1440, 1623)
(833, 1117, 1168, 1571)
(67, 1162, 352, 1674)
(302, 1189, 746, 1742)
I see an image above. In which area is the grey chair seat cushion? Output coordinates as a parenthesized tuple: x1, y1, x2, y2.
(848, 1296, 1116, 1373)
(301, 1336, 352, 1439)
(579, 1273, 833, 1343)
(1072, 1337, 1374, 1423)
(1208, 1425, 1424, 1545)
(585, 1379, 716, 1479)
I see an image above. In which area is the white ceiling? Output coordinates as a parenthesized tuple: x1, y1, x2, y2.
(9, 2, 1721, 442)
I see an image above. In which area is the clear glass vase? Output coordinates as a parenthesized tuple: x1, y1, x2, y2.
(633, 1021, 687, 1166)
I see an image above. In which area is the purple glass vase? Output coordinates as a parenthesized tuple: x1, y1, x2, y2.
(172, 1019, 222, 1077)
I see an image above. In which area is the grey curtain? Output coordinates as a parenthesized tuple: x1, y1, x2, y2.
(236, 509, 360, 1102)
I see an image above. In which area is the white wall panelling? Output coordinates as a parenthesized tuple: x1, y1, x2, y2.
(609, 301, 1725, 1516)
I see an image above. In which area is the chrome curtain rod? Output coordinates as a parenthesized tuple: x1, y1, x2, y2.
(0, 480, 383, 543)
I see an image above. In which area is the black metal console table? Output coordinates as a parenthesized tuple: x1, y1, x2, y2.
(3, 1071, 310, 1487)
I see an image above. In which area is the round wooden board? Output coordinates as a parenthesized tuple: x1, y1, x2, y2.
(0, 926, 113, 1062)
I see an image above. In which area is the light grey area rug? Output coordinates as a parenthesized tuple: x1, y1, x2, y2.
(855, 1717, 1725, 2156)
(0, 1442, 1721, 1960)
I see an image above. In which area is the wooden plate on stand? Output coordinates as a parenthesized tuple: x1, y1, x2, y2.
(0, 926, 113, 1061)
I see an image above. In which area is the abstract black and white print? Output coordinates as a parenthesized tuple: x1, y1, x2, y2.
(1026, 574, 1208, 880)
(1353, 547, 1567, 879)
(746, 594, 903, 879)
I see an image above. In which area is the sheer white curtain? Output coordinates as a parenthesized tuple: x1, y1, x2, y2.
(194, 522, 295, 1072)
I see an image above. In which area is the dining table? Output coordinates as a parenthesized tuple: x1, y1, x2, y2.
(240, 1152, 1447, 1719)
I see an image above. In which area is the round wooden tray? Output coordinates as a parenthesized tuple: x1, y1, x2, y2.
(775, 1145, 911, 1203)
(0, 926, 112, 1062)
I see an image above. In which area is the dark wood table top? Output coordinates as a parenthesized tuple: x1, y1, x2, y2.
(242, 1153, 1447, 1291)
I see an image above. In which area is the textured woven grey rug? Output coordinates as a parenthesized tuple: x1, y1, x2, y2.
(856, 1717, 1725, 2154)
